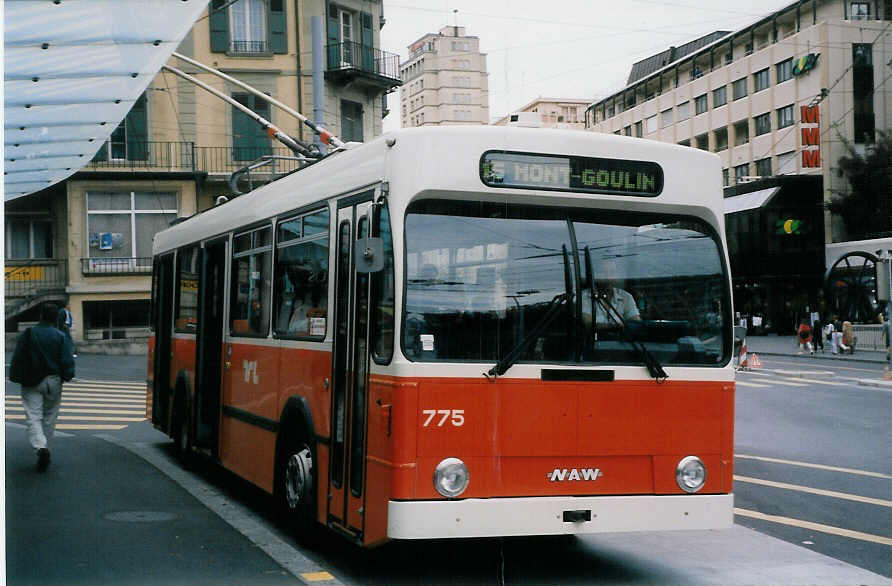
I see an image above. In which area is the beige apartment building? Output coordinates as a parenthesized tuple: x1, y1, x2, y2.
(5, 0, 401, 351)
(492, 97, 589, 129)
(399, 25, 490, 127)
(585, 0, 891, 333)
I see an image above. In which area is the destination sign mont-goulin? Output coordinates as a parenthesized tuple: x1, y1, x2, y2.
(480, 151, 664, 197)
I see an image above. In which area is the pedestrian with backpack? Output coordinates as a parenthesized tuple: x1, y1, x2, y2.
(9, 303, 75, 472)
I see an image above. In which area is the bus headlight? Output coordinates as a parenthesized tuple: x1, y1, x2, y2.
(676, 456, 707, 493)
(434, 458, 469, 498)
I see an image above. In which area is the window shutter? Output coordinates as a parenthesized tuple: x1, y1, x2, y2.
(209, 0, 229, 53)
(269, 0, 286, 54)
(326, 4, 340, 68)
(361, 12, 373, 71)
(232, 94, 272, 161)
(125, 93, 148, 161)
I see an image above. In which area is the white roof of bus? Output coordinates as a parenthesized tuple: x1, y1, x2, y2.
(153, 126, 723, 254)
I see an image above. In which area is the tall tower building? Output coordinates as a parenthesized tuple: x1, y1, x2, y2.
(399, 25, 490, 126)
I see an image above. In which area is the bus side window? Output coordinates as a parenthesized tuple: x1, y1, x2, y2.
(174, 246, 200, 333)
(372, 201, 394, 362)
(231, 226, 273, 337)
(273, 208, 330, 339)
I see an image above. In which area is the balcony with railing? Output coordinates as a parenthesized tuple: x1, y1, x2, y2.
(83, 142, 305, 179)
(85, 141, 196, 173)
(80, 257, 153, 276)
(325, 41, 402, 89)
(4, 260, 68, 317)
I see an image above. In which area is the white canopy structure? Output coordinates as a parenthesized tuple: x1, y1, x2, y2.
(4, 0, 208, 200)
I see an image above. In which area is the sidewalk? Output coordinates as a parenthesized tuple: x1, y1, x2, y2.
(743, 334, 892, 389)
(745, 334, 887, 363)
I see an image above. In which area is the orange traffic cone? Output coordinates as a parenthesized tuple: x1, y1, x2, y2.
(749, 353, 763, 368)
(738, 342, 748, 369)
(884, 365, 891, 381)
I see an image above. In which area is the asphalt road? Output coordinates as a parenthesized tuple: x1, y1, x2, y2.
(5, 351, 891, 584)
(734, 354, 892, 578)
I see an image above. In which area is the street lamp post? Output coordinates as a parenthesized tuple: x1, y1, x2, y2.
(875, 249, 892, 373)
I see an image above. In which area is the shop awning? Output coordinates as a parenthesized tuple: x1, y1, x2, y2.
(4, 0, 207, 201)
(723, 186, 781, 214)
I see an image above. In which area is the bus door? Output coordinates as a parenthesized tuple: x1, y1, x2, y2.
(193, 238, 227, 455)
(329, 198, 373, 536)
(152, 253, 175, 432)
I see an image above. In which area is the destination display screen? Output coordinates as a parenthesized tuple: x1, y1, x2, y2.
(480, 151, 664, 197)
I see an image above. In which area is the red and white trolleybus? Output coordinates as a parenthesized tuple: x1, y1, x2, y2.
(147, 126, 735, 546)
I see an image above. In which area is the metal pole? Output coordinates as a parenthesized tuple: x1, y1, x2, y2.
(311, 16, 326, 153)
(171, 52, 343, 149)
(161, 64, 307, 156)
(886, 253, 892, 372)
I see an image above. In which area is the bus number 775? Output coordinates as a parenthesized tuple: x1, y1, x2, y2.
(422, 409, 465, 427)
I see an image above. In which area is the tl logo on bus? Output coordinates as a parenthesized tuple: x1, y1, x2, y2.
(547, 468, 603, 482)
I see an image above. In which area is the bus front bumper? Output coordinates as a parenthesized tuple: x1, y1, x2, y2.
(387, 493, 734, 539)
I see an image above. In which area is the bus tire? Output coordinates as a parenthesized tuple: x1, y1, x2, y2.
(276, 427, 316, 530)
(172, 384, 192, 466)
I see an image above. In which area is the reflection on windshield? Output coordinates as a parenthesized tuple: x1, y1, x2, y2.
(402, 199, 730, 367)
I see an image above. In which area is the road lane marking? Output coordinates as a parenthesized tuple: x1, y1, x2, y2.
(69, 379, 147, 387)
(302, 572, 336, 582)
(768, 360, 881, 375)
(734, 507, 892, 546)
(792, 378, 852, 387)
(5, 406, 146, 415)
(57, 424, 127, 430)
(734, 475, 892, 508)
(6, 396, 145, 404)
(735, 380, 770, 388)
(770, 379, 808, 387)
(5, 415, 145, 422)
(735, 454, 892, 479)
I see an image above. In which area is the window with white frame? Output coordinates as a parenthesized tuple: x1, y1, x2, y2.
(734, 163, 750, 183)
(229, 0, 268, 53)
(5, 217, 53, 259)
(86, 192, 177, 262)
(777, 151, 797, 174)
(713, 85, 727, 107)
(754, 112, 771, 135)
(695, 94, 708, 115)
(734, 120, 749, 145)
(661, 108, 674, 128)
(776, 58, 793, 83)
(851, 2, 870, 19)
(732, 77, 747, 100)
(677, 101, 691, 121)
(777, 104, 795, 129)
(753, 68, 770, 92)
(714, 127, 729, 151)
(645, 114, 658, 134)
(755, 157, 772, 177)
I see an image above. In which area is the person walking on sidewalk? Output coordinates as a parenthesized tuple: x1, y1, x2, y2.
(797, 318, 814, 354)
(9, 302, 76, 472)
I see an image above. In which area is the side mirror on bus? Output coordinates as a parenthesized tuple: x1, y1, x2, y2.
(356, 236, 385, 273)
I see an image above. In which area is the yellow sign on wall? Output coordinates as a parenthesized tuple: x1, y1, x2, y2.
(4, 266, 45, 281)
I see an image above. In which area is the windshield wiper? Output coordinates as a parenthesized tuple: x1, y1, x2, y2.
(484, 246, 574, 380)
(584, 247, 668, 381)
(484, 292, 568, 380)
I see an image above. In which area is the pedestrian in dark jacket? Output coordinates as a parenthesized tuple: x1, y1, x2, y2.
(9, 302, 75, 472)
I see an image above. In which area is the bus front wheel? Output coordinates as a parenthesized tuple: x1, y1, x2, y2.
(277, 434, 315, 528)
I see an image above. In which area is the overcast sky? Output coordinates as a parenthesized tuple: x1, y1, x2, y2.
(380, 0, 787, 130)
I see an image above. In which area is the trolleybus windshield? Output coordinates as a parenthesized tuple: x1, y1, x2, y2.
(403, 199, 730, 367)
